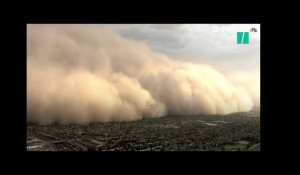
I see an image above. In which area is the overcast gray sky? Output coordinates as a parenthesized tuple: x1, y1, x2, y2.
(92, 24, 260, 73)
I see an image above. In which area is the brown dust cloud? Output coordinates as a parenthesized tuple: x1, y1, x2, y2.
(27, 25, 259, 124)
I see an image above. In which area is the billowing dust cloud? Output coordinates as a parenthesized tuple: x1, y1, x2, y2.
(27, 25, 258, 124)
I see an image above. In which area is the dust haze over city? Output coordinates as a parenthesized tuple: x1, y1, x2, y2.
(27, 24, 260, 151)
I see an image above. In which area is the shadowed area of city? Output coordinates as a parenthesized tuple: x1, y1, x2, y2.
(27, 110, 260, 151)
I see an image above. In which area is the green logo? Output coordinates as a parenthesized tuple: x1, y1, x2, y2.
(237, 32, 249, 44)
